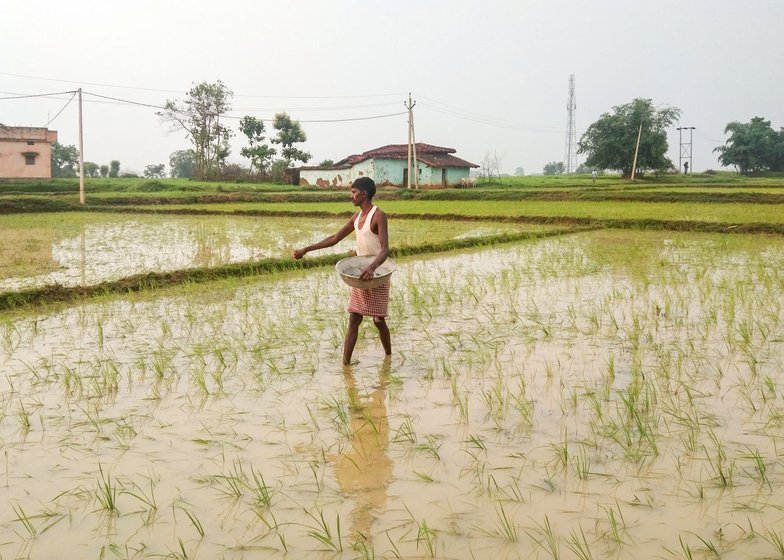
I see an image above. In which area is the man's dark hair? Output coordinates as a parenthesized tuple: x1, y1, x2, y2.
(352, 177, 376, 199)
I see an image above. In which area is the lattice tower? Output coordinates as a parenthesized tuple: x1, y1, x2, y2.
(564, 74, 578, 174)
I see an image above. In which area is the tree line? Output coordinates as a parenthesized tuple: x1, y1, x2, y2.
(158, 80, 311, 181)
(543, 98, 783, 177)
(52, 85, 784, 181)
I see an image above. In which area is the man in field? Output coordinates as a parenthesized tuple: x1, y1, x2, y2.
(293, 177, 391, 364)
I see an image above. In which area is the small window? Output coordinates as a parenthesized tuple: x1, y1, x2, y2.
(27, 140, 35, 145)
(24, 154, 36, 165)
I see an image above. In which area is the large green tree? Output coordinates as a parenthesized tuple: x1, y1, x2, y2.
(169, 149, 196, 178)
(82, 161, 99, 177)
(109, 160, 120, 178)
(272, 112, 311, 167)
(714, 117, 784, 175)
(144, 163, 166, 178)
(239, 116, 276, 179)
(158, 81, 233, 179)
(543, 161, 564, 175)
(50, 142, 79, 177)
(578, 98, 680, 177)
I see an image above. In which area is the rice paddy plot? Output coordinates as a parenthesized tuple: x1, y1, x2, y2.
(0, 212, 544, 291)
(0, 230, 783, 558)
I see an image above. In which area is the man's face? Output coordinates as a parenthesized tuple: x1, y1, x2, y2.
(351, 187, 366, 206)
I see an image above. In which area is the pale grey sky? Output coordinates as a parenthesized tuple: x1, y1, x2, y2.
(2, 0, 782, 175)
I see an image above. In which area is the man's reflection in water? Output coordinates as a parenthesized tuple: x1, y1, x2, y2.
(334, 357, 393, 539)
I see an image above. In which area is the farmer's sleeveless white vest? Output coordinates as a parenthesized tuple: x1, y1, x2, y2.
(354, 206, 382, 257)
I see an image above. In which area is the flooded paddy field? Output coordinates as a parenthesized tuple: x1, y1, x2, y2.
(0, 213, 547, 291)
(1, 229, 784, 559)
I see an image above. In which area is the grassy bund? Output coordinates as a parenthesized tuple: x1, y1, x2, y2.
(2, 173, 784, 558)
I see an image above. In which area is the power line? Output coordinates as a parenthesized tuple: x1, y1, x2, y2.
(416, 94, 567, 133)
(232, 101, 401, 112)
(43, 90, 77, 127)
(83, 90, 406, 123)
(0, 71, 406, 100)
(82, 91, 166, 109)
(0, 90, 76, 100)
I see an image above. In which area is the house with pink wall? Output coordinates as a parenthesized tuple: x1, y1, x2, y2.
(0, 125, 58, 179)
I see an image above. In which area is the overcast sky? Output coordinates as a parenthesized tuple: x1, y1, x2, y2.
(2, 0, 782, 175)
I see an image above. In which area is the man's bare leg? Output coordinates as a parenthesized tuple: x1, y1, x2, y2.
(373, 316, 392, 356)
(343, 313, 363, 364)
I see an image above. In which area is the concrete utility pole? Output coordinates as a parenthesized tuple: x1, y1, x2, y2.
(677, 126, 696, 174)
(78, 87, 85, 204)
(405, 93, 418, 189)
(630, 123, 642, 181)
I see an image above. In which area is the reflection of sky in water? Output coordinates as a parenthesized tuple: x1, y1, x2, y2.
(0, 219, 354, 291)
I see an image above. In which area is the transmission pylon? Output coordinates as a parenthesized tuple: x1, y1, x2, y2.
(677, 126, 695, 174)
(564, 74, 578, 174)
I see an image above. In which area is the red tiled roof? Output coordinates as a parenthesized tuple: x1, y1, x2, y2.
(331, 143, 478, 168)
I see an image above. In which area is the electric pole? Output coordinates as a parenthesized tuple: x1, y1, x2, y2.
(630, 124, 642, 181)
(78, 87, 85, 204)
(677, 126, 695, 174)
(564, 74, 578, 174)
(405, 93, 418, 189)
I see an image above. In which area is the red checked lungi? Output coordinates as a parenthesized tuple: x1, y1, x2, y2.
(347, 282, 390, 317)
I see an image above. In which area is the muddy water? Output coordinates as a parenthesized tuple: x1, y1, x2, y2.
(0, 230, 783, 558)
(0, 213, 537, 291)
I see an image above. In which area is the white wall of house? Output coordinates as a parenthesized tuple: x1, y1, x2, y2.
(299, 157, 471, 188)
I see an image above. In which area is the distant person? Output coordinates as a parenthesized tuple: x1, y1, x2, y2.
(293, 177, 391, 364)
(591, 170, 597, 184)
(684, 161, 689, 174)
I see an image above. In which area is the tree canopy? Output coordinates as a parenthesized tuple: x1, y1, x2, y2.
(578, 98, 680, 177)
(158, 81, 233, 179)
(272, 112, 311, 167)
(543, 161, 564, 175)
(239, 116, 276, 178)
(50, 142, 79, 177)
(144, 163, 166, 178)
(714, 117, 784, 175)
(169, 149, 196, 178)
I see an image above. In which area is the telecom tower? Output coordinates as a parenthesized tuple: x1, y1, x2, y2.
(564, 74, 578, 174)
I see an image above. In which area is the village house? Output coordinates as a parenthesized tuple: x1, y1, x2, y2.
(294, 143, 478, 188)
(0, 125, 58, 180)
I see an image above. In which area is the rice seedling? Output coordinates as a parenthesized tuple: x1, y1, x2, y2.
(415, 517, 438, 558)
(526, 515, 561, 560)
(210, 460, 246, 500)
(175, 503, 205, 539)
(124, 475, 158, 524)
(704, 430, 735, 488)
(11, 503, 37, 538)
(494, 502, 519, 542)
(248, 466, 274, 509)
(303, 508, 343, 552)
(566, 525, 596, 560)
(415, 434, 443, 460)
(761, 529, 784, 558)
(95, 463, 119, 513)
(599, 502, 627, 546)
